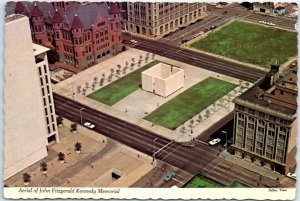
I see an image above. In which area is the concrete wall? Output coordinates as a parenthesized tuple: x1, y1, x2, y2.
(164, 69, 184, 97)
(4, 15, 48, 180)
(142, 63, 184, 97)
(154, 77, 165, 97)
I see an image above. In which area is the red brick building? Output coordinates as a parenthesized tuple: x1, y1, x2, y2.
(10, 2, 123, 69)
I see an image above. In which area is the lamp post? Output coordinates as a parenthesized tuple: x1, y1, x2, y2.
(153, 138, 158, 162)
(80, 108, 85, 126)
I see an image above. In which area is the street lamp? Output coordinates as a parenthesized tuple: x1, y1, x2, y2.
(222, 130, 227, 152)
(152, 138, 158, 162)
(80, 108, 85, 126)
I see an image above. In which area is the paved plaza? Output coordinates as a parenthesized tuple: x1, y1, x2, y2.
(4, 119, 154, 187)
(53, 47, 252, 142)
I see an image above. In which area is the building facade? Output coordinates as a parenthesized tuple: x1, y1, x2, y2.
(10, 2, 123, 69)
(126, 2, 207, 38)
(253, 2, 274, 14)
(232, 65, 297, 174)
(33, 43, 59, 143)
(4, 14, 54, 179)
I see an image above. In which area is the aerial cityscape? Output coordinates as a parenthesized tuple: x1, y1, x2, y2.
(3, 0, 297, 196)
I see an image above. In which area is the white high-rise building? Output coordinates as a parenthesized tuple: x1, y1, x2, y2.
(4, 14, 59, 180)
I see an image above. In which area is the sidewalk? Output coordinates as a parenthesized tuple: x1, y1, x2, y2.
(218, 151, 284, 182)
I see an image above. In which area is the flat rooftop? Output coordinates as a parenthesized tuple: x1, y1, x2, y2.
(33, 43, 49, 56)
(237, 70, 297, 116)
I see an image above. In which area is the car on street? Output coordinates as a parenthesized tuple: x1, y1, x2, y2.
(83, 122, 95, 129)
(287, 172, 296, 180)
(130, 39, 138, 44)
(209, 138, 221, 146)
(163, 172, 176, 181)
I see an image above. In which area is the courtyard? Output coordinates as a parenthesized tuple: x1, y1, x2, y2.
(144, 77, 237, 130)
(189, 20, 297, 68)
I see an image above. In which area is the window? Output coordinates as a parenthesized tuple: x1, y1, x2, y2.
(258, 127, 264, 133)
(238, 120, 244, 126)
(38, 67, 42, 75)
(43, 65, 47, 74)
(279, 134, 285, 141)
(257, 142, 263, 148)
(280, 90, 284, 95)
(266, 153, 272, 159)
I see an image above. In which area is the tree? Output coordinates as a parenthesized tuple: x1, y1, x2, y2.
(76, 86, 81, 94)
(40, 161, 47, 174)
(180, 126, 187, 134)
(189, 119, 194, 128)
(46, 49, 59, 64)
(23, 173, 31, 185)
(99, 78, 104, 86)
(91, 83, 96, 91)
(58, 152, 65, 163)
(131, 58, 135, 63)
(206, 109, 210, 117)
(93, 77, 98, 84)
(117, 64, 121, 71)
(197, 114, 202, 123)
(70, 122, 77, 133)
(74, 142, 82, 153)
(82, 88, 86, 95)
(56, 116, 63, 126)
(125, 61, 128, 67)
(139, 55, 143, 60)
(102, 73, 106, 79)
(130, 63, 134, 70)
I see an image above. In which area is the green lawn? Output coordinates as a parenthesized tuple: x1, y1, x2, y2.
(184, 175, 223, 188)
(144, 77, 236, 130)
(184, 175, 249, 188)
(190, 21, 297, 68)
(228, 181, 248, 188)
(88, 60, 159, 106)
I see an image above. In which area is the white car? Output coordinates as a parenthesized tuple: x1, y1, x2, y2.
(130, 39, 138, 44)
(83, 122, 95, 129)
(269, 23, 275, 26)
(209, 138, 221, 145)
(287, 172, 296, 180)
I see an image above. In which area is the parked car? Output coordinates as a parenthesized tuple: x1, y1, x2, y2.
(163, 172, 176, 181)
(209, 138, 221, 146)
(83, 122, 95, 129)
(287, 172, 296, 180)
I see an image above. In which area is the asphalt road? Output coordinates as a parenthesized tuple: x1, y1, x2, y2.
(124, 33, 266, 83)
(54, 93, 282, 188)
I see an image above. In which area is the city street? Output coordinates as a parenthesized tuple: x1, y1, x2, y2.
(54, 93, 285, 188)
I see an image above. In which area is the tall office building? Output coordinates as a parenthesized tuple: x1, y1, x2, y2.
(126, 2, 207, 38)
(231, 65, 297, 174)
(4, 14, 58, 180)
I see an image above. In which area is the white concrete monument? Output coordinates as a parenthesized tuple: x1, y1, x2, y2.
(142, 63, 184, 97)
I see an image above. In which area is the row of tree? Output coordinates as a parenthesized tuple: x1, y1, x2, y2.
(22, 142, 82, 186)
